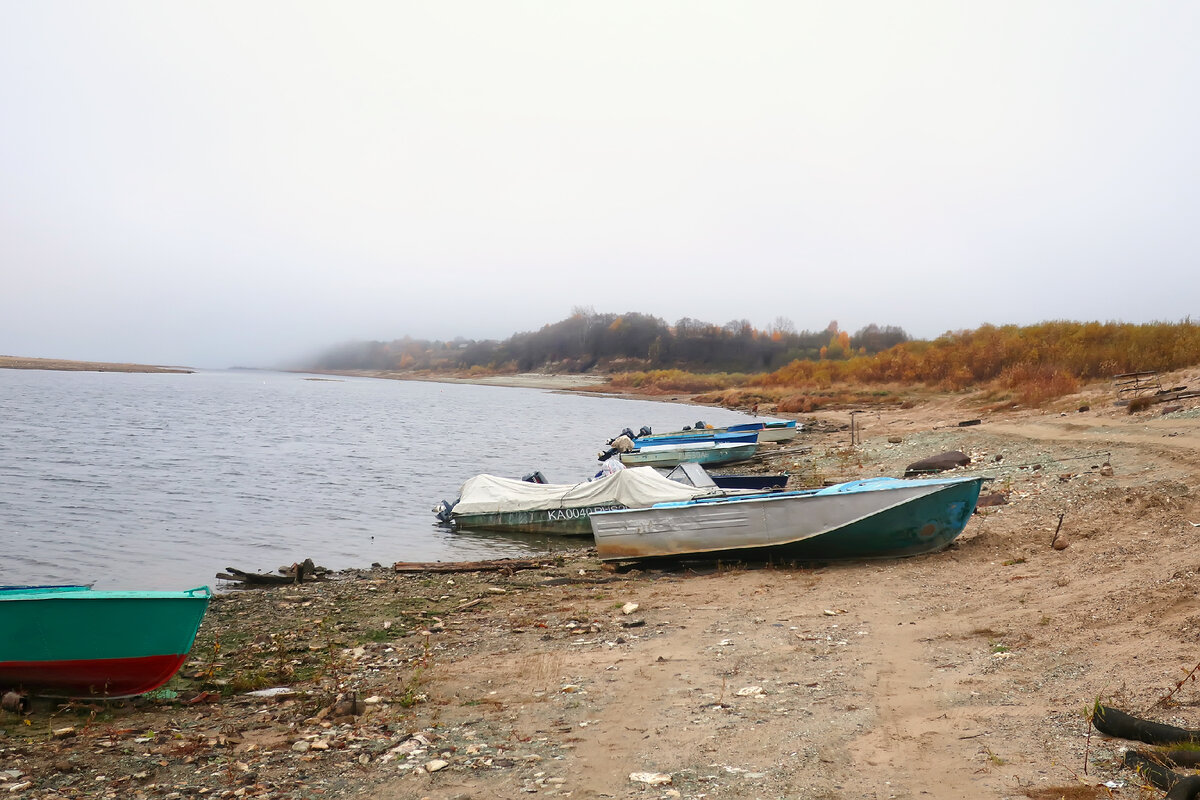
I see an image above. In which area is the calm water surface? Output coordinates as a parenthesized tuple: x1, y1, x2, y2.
(0, 369, 759, 589)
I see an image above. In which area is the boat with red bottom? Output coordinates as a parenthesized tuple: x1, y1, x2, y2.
(0, 584, 211, 698)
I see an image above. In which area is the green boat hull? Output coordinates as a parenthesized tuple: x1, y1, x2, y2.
(0, 586, 211, 698)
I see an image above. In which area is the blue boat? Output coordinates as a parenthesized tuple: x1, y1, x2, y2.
(589, 475, 985, 563)
(618, 439, 759, 468)
(635, 420, 799, 444)
(631, 431, 758, 449)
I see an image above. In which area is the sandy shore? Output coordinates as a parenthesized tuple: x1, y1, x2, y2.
(5, 370, 1200, 799)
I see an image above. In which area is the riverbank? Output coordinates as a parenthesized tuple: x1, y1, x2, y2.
(5, 369, 1200, 798)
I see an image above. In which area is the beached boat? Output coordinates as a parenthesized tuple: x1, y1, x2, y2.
(657, 462, 789, 492)
(618, 440, 759, 468)
(589, 475, 985, 563)
(756, 420, 800, 442)
(709, 473, 790, 491)
(0, 585, 211, 698)
(435, 466, 725, 535)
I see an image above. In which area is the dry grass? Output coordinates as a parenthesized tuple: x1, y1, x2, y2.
(606, 320, 1200, 412)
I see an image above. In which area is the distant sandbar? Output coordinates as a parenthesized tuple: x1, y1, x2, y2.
(0, 355, 194, 374)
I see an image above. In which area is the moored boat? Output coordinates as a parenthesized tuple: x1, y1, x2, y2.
(589, 475, 985, 563)
(435, 466, 725, 535)
(618, 440, 759, 468)
(632, 419, 799, 445)
(0, 585, 212, 698)
(631, 431, 758, 449)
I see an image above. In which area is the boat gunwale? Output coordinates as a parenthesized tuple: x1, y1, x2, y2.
(0, 586, 212, 602)
(593, 475, 985, 514)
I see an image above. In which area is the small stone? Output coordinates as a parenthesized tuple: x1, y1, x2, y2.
(310, 740, 329, 751)
(1053, 537, 1070, 551)
(291, 741, 311, 753)
(621, 602, 639, 615)
(425, 759, 449, 772)
(1100, 464, 1114, 477)
(52, 727, 76, 739)
(887, 436, 902, 444)
(629, 772, 672, 785)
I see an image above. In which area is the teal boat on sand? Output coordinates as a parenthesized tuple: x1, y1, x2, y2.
(0, 585, 211, 698)
(589, 475, 985, 563)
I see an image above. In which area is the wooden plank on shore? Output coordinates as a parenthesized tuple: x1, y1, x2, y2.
(393, 558, 548, 574)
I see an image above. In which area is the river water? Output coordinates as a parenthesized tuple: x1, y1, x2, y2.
(0, 369, 759, 590)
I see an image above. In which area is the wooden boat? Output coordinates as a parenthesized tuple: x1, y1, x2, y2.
(0, 585, 211, 698)
(589, 475, 985, 563)
(618, 440, 759, 468)
(436, 466, 725, 535)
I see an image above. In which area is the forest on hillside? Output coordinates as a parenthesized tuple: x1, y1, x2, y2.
(309, 310, 909, 374)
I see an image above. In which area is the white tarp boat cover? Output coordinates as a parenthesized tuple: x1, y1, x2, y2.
(452, 467, 718, 515)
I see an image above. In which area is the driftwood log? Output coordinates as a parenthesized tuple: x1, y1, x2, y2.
(393, 558, 549, 574)
(904, 450, 971, 476)
(218, 559, 320, 586)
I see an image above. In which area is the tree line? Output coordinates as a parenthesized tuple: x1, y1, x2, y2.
(308, 310, 911, 374)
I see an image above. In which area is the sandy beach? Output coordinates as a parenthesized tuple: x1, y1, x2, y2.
(5, 369, 1200, 799)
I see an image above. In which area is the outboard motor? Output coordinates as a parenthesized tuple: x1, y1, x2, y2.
(522, 471, 549, 484)
(605, 427, 636, 446)
(638, 425, 653, 438)
(432, 499, 457, 524)
(695, 420, 707, 430)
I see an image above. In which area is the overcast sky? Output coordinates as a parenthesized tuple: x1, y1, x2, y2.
(2, 2, 1197, 368)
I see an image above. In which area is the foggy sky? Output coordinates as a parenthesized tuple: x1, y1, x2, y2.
(2, 2, 1198, 369)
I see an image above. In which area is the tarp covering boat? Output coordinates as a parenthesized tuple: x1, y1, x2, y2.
(451, 466, 719, 516)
